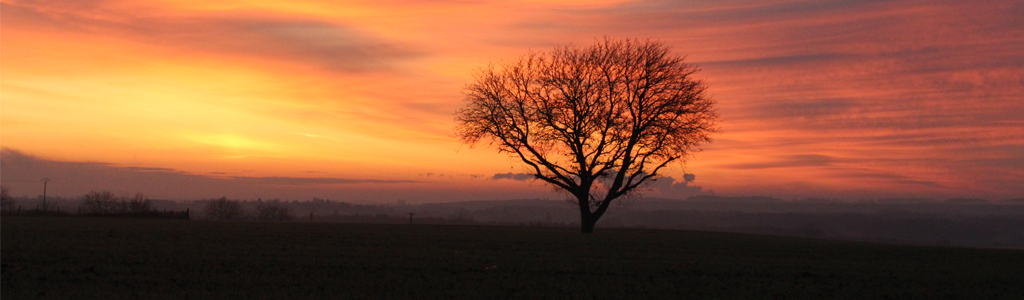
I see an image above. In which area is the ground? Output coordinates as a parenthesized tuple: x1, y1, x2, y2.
(2, 216, 1023, 299)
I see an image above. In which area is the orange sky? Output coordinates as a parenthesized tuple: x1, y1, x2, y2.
(2, 0, 1023, 201)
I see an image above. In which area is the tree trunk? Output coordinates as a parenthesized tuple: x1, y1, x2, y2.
(581, 214, 598, 233)
(577, 192, 596, 233)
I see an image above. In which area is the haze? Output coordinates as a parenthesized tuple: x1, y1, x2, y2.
(2, 0, 1022, 202)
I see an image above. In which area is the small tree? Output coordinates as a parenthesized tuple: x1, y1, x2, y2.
(128, 193, 152, 213)
(1, 186, 15, 212)
(255, 199, 293, 221)
(80, 191, 122, 214)
(204, 197, 244, 220)
(455, 38, 717, 233)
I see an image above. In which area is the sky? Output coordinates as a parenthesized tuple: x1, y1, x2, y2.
(2, 0, 1022, 202)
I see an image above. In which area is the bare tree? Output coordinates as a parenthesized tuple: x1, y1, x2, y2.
(80, 190, 123, 214)
(1, 186, 15, 213)
(255, 199, 293, 221)
(204, 197, 244, 220)
(455, 38, 718, 233)
(79, 191, 152, 215)
(128, 193, 152, 213)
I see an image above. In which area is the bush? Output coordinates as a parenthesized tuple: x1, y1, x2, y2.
(204, 197, 244, 220)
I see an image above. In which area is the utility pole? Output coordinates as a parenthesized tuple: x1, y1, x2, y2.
(41, 178, 50, 212)
(408, 213, 415, 224)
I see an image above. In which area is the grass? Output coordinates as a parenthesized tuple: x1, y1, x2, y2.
(3, 216, 1023, 299)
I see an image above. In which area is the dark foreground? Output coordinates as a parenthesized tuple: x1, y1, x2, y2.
(2, 217, 1022, 299)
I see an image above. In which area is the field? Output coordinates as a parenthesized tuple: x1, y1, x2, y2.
(3, 216, 1023, 299)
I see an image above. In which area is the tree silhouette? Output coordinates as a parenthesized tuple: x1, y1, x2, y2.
(455, 38, 718, 233)
(128, 193, 152, 213)
(80, 190, 122, 214)
(0, 186, 15, 213)
(204, 197, 244, 220)
(255, 199, 293, 221)
(80, 191, 152, 215)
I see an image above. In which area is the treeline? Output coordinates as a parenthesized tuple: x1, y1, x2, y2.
(4, 185, 1024, 248)
(1, 186, 187, 219)
(200, 197, 293, 221)
(77, 191, 189, 219)
(0, 186, 294, 221)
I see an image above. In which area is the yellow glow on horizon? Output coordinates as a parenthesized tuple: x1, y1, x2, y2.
(186, 134, 277, 152)
(0, 17, 477, 178)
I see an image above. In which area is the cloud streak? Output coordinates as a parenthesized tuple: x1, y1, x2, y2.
(4, 0, 423, 73)
(720, 155, 837, 170)
(0, 148, 415, 200)
(492, 173, 535, 181)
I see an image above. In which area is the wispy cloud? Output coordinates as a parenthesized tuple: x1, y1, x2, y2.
(720, 155, 837, 170)
(4, 0, 423, 73)
(0, 148, 416, 199)
(492, 173, 535, 181)
(226, 176, 414, 185)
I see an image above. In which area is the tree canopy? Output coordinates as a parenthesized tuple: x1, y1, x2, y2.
(455, 38, 718, 233)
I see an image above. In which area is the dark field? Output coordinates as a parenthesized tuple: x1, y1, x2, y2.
(3, 217, 1023, 299)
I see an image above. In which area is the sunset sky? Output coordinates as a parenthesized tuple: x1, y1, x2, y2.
(2, 0, 1022, 202)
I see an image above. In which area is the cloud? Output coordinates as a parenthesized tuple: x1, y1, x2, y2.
(496, 0, 1024, 132)
(0, 148, 568, 202)
(226, 177, 414, 185)
(123, 166, 179, 172)
(701, 53, 855, 68)
(647, 174, 703, 199)
(492, 173, 535, 181)
(0, 148, 415, 199)
(3, 0, 423, 73)
(828, 168, 942, 188)
(720, 154, 836, 170)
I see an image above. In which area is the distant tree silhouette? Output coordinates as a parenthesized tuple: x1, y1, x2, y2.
(255, 199, 293, 221)
(204, 197, 244, 220)
(455, 38, 718, 233)
(80, 191, 123, 214)
(78, 191, 155, 216)
(1, 186, 15, 212)
(128, 193, 152, 213)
